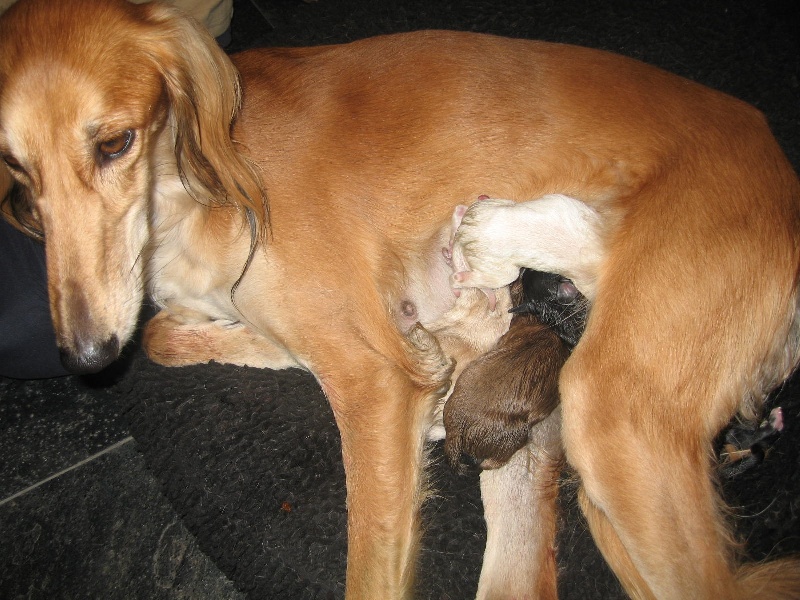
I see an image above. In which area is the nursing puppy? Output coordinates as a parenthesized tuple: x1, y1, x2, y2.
(2, 0, 800, 597)
(444, 273, 583, 471)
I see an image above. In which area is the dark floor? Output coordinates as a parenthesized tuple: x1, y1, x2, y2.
(0, 353, 245, 599)
(2, 0, 800, 598)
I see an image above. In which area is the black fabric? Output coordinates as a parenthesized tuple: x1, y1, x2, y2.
(0, 218, 69, 379)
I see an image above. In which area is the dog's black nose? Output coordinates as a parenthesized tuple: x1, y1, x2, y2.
(59, 335, 120, 374)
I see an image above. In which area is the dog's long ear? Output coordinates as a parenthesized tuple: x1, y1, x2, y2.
(0, 163, 10, 202)
(138, 3, 268, 239)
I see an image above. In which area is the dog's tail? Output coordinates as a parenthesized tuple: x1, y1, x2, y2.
(736, 558, 800, 599)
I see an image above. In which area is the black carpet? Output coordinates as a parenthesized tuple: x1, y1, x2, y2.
(5, 0, 800, 598)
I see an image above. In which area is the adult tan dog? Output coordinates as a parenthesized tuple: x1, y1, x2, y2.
(1, 0, 799, 597)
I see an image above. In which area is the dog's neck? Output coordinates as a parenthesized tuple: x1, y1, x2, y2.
(145, 142, 251, 322)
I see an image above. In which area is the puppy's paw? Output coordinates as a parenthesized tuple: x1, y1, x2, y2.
(443, 315, 567, 470)
(450, 198, 521, 292)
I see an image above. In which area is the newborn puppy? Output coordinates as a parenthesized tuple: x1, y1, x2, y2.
(444, 280, 570, 469)
(510, 268, 588, 348)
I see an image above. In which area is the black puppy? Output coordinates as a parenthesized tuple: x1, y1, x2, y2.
(720, 407, 784, 478)
(510, 269, 588, 348)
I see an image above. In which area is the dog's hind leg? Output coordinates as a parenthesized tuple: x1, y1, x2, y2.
(563, 352, 800, 599)
(560, 346, 746, 599)
(476, 409, 563, 600)
(576, 487, 652, 598)
(556, 173, 800, 599)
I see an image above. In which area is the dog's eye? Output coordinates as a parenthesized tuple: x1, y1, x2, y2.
(2, 154, 24, 173)
(98, 129, 134, 160)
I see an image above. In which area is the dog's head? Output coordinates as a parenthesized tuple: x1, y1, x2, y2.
(0, 0, 264, 373)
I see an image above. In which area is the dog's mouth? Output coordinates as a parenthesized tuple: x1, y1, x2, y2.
(58, 334, 121, 375)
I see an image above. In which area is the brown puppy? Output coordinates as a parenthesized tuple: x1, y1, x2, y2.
(2, 1, 799, 597)
(444, 282, 568, 470)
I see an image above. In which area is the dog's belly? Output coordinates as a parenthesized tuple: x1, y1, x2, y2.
(394, 217, 514, 442)
(395, 226, 460, 334)
(394, 214, 514, 352)
(393, 218, 510, 335)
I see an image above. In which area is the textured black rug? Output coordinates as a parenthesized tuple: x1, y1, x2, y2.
(126, 358, 492, 600)
(16, 0, 788, 598)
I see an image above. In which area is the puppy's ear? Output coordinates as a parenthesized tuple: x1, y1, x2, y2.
(138, 3, 267, 239)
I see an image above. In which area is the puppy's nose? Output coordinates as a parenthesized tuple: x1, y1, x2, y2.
(59, 334, 120, 374)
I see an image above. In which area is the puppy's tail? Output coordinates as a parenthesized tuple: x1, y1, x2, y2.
(736, 558, 800, 599)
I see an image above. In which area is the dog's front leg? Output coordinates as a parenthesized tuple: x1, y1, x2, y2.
(143, 307, 298, 369)
(476, 409, 562, 600)
(321, 327, 452, 598)
(450, 194, 604, 299)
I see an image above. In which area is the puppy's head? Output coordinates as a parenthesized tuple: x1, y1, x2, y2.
(0, 0, 262, 373)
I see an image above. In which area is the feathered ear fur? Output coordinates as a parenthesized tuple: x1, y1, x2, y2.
(0, 163, 11, 203)
(138, 2, 268, 239)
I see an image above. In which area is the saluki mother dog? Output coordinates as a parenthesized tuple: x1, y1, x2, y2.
(1, 0, 799, 597)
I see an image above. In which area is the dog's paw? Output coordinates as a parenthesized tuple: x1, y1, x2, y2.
(443, 316, 567, 470)
(143, 308, 297, 369)
(143, 311, 227, 367)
